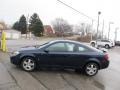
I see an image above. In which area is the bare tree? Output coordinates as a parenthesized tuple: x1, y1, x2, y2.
(0, 21, 7, 30)
(74, 25, 82, 33)
(52, 18, 72, 36)
(92, 30, 103, 40)
(74, 23, 92, 36)
(85, 24, 92, 34)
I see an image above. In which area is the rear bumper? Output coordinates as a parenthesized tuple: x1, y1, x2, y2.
(100, 60, 109, 69)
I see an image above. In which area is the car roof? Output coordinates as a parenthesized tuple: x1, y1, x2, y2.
(49, 39, 82, 45)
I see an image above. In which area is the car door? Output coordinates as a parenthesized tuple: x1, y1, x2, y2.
(100, 40, 106, 46)
(97, 40, 102, 46)
(73, 45, 91, 67)
(38, 42, 68, 67)
(59, 43, 90, 68)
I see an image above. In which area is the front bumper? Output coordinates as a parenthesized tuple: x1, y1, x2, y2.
(10, 55, 21, 65)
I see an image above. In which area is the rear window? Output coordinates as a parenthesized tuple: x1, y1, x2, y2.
(82, 44, 103, 53)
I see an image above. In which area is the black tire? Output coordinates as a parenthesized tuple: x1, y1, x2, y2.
(105, 44, 110, 49)
(21, 57, 36, 72)
(84, 62, 99, 76)
(91, 42, 95, 47)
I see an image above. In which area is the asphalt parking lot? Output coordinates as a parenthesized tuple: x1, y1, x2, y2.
(0, 39, 120, 90)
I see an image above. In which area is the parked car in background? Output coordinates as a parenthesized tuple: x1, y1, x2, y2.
(115, 41, 120, 46)
(90, 39, 114, 49)
(10, 40, 109, 76)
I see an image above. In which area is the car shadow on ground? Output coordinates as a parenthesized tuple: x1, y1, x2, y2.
(10, 63, 86, 77)
(5, 63, 106, 90)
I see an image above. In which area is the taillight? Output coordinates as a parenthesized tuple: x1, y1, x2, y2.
(104, 54, 109, 60)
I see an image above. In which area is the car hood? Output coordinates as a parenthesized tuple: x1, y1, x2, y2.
(20, 45, 38, 51)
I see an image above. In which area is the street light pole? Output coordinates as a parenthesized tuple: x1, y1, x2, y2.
(108, 22, 114, 40)
(91, 20, 94, 41)
(26, 14, 29, 39)
(114, 27, 119, 41)
(102, 20, 104, 39)
(96, 11, 101, 47)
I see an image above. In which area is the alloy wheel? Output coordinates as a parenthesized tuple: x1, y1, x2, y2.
(85, 63, 98, 76)
(22, 58, 36, 71)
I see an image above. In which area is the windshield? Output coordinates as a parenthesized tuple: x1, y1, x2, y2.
(37, 42, 50, 48)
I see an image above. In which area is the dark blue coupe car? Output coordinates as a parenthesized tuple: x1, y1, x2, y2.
(10, 40, 109, 76)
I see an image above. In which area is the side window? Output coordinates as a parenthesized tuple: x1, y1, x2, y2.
(106, 40, 110, 42)
(76, 45, 88, 52)
(78, 46, 86, 52)
(97, 40, 101, 42)
(102, 40, 106, 42)
(46, 43, 67, 52)
(65, 43, 88, 52)
(101, 40, 104, 42)
(65, 43, 75, 52)
(101, 40, 110, 42)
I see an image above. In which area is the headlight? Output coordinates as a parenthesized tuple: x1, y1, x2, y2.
(11, 51, 20, 56)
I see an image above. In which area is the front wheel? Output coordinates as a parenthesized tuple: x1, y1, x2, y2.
(21, 57, 36, 72)
(84, 62, 99, 76)
(91, 42, 95, 47)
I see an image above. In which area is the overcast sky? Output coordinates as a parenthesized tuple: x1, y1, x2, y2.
(0, 0, 120, 40)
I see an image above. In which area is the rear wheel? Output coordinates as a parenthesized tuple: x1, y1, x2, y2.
(84, 62, 99, 76)
(21, 57, 36, 72)
(105, 44, 110, 49)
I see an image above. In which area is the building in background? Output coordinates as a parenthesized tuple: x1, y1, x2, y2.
(0, 23, 4, 32)
(4, 30, 21, 39)
(44, 25, 55, 36)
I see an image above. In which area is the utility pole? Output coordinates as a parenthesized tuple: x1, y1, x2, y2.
(91, 20, 94, 40)
(96, 11, 101, 46)
(102, 20, 104, 39)
(108, 22, 114, 40)
(26, 14, 29, 39)
(114, 27, 119, 41)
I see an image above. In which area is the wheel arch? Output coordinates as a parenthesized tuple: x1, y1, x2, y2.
(20, 54, 37, 64)
(91, 42, 96, 45)
(84, 58, 101, 69)
(105, 44, 110, 48)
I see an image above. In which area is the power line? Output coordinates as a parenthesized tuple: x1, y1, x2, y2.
(57, 0, 106, 31)
(57, 0, 96, 21)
